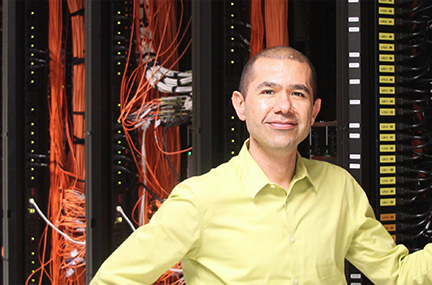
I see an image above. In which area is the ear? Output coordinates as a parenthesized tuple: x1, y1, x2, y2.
(232, 91, 247, 121)
(311, 98, 321, 125)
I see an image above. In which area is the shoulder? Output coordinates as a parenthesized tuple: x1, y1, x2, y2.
(170, 155, 244, 197)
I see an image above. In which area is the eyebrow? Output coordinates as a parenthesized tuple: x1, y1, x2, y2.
(254, 81, 311, 96)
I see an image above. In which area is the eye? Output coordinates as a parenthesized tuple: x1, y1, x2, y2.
(292, 91, 306, 97)
(261, 89, 275, 95)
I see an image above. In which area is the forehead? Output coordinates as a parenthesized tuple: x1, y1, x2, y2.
(249, 57, 312, 88)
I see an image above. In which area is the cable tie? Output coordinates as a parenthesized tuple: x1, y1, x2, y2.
(72, 57, 85, 65)
(73, 135, 85, 145)
(70, 8, 84, 17)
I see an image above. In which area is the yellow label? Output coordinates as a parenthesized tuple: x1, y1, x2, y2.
(379, 0, 394, 3)
(379, 76, 395, 83)
(379, 98, 395, 105)
(380, 134, 395, 141)
(379, 54, 395, 62)
(380, 166, 396, 174)
(380, 123, 395, 131)
(380, 155, 396, 163)
(379, 33, 394, 41)
(380, 187, 396, 195)
(380, 213, 396, 221)
(379, 44, 395, 51)
(381, 198, 396, 206)
(379, 7, 394, 15)
(379, 65, 395, 73)
(380, 176, 395, 184)
(380, 144, 396, 152)
(383, 224, 396, 231)
(379, 87, 395, 94)
(379, 18, 395, 26)
(380, 108, 395, 116)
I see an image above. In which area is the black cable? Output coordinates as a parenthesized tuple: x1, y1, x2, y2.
(138, 182, 166, 203)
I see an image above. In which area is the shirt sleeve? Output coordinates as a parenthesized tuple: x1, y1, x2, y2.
(89, 182, 201, 285)
(346, 179, 432, 285)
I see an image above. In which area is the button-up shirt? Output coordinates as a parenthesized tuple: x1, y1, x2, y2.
(91, 141, 432, 285)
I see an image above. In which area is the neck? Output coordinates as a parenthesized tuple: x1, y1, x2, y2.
(248, 142, 298, 190)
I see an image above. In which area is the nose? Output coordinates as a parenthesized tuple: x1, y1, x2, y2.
(273, 93, 293, 114)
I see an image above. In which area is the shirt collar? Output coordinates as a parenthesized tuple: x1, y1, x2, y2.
(237, 139, 317, 198)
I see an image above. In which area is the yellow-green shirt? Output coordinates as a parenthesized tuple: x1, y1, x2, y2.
(91, 142, 432, 285)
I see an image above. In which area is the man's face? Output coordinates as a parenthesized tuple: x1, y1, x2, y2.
(232, 57, 321, 154)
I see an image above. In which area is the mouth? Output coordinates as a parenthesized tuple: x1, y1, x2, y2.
(266, 121, 298, 130)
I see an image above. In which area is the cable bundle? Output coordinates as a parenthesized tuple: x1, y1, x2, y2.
(249, 0, 289, 58)
(118, 0, 192, 283)
(392, 0, 432, 250)
(27, 0, 87, 284)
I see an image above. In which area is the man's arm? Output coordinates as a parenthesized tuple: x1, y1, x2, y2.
(346, 182, 432, 285)
(89, 183, 201, 285)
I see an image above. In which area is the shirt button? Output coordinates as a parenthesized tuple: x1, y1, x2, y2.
(270, 184, 276, 188)
(290, 236, 295, 243)
(294, 278, 299, 284)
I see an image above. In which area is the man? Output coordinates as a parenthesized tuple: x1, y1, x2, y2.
(91, 46, 432, 284)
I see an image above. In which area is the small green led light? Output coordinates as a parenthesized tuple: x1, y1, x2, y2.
(31, 122, 35, 126)
(231, 2, 234, 6)
(231, 49, 234, 52)
(117, 72, 122, 75)
(231, 37, 234, 41)
(31, 158, 35, 162)
(117, 11, 121, 14)
(31, 237, 35, 241)
(118, 62, 121, 65)
(118, 160, 121, 164)
(117, 150, 121, 154)
(31, 71, 35, 75)
(117, 31, 121, 35)
(31, 176, 35, 180)
(231, 128, 235, 131)
(231, 116, 235, 119)
(188, 151, 192, 156)
(30, 140, 34, 144)
(117, 130, 121, 134)
(31, 149, 34, 153)
(231, 14, 234, 17)
(31, 131, 34, 135)
(30, 53, 34, 57)
(231, 151, 235, 154)
(31, 44, 35, 48)
(117, 21, 121, 25)
(31, 11, 35, 15)
(118, 103, 121, 107)
(117, 120, 121, 123)
(118, 41, 121, 45)
(117, 51, 121, 55)
(231, 139, 235, 143)
(31, 167, 34, 171)
(31, 108, 35, 111)
(118, 171, 122, 175)
(231, 25, 234, 29)
(231, 60, 235, 64)
(30, 80, 35, 84)
(118, 140, 121, 144)
(118, 181, 122, 185)
(31, 62, 35, 66)
(31, 35, 35, 39)
(32, 261, 35, 264)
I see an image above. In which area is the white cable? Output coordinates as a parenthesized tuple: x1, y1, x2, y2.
(29, 198, 86, 245)
(116, 206, 136, 232)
